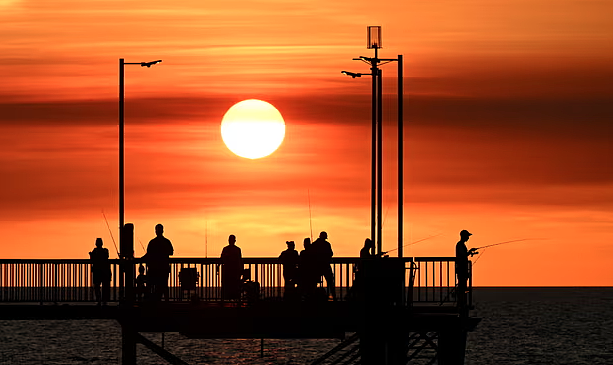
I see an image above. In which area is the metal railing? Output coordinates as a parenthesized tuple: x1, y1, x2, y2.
(0, 259, 121, 303)
(0, 257, 470, 306)
(411, 257, 473, 308)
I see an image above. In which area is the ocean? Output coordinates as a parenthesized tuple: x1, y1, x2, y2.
(0, 287, 611, 364)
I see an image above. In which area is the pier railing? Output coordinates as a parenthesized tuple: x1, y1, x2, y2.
(411, 257, 472, 308)
(0, 257, 471, 307)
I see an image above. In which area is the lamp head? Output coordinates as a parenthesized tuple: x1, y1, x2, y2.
(141, 60, 162, 68)
(341, 71, 362, 78)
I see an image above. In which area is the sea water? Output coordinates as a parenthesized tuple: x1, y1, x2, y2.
(0, 288, 611, 364)
(466, 287, 613, 365)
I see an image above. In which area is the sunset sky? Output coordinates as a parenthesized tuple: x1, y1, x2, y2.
(1, 0, 611, 286)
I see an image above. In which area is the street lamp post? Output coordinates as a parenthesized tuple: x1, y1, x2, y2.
(341, 27, 404, 257)
(118, 58, 161, 309)
(118, 58, 162, 256)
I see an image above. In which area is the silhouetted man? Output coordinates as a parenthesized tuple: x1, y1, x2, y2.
(312, 231, 336, 300)
(298, 238, 316, 298)
(89, 238, 111, 305)
(143, 224, 174, 301)
(220, 234, 243, 300)
(279, 241, 299, 297)
(456, 230, 477, 312)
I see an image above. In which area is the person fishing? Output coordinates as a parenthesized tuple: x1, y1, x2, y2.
(456, 230, 478, 312)
(312, 231, 336, 301)
(356, 238, 377, 281)
(89, 238, 111, 306)
(360, 238, 375, 259)
(348, 238, 376, 301)
(298, 238, 317, 299)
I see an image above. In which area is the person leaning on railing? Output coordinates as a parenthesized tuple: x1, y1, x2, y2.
(279, 240, 299, 299)
(218, 234, 243, 300)
(142, 224, 174, 301)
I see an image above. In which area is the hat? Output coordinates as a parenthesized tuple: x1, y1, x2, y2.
(460, 230, 472, 237)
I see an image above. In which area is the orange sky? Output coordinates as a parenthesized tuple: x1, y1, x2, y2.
(0, 0, 612, 286)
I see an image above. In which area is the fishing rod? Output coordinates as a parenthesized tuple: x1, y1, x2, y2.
(382, 233, 442, 255)
(137, 238, 146, 254)
(437, 238, 543, 305)
(307, 189, 313, 243)
(101, 210, 120, 258)
(474, 238, 541, 251)
(472, 248, 486, 265)
(471, 238, 545, 266)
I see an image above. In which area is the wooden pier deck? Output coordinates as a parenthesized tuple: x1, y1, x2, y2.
(0, 257, 479, 364)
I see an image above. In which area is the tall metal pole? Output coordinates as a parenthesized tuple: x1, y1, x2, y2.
(370, 53, 377, 256)
(397, 55, 404, 258)
(376, 67, 383, 256)
(119, 58, 125, 255)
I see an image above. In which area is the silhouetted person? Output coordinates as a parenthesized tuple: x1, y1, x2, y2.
(279, 241, 299, 298)
(357, 238, 375, 277)
(298, 238, 317, 298)
(299, 238, 311, 259)
(312, 231, 336, 300)
(89, 238, 111, 305)
(348, 238, 375, 301)
(360, 238, 375, 259)
(142, 224, 174, 301)
(456, 230, 477, 312)
(220, 234, 243, 300)
(135, 264, 148, 301)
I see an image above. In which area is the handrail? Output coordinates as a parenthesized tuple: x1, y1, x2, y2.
(0, 257, 470, 308)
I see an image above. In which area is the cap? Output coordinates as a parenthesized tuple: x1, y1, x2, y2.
(460, 230, 472, 237)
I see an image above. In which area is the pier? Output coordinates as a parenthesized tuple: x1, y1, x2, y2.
(0, 254, 479, 364)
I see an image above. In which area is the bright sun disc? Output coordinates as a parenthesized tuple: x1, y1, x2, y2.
(220, 99, 286, 159)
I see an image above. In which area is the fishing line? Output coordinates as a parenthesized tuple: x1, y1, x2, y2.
(383, 233, 442, 255)
(439, 238, 542, 305)
(381, 205, 391, 229)
(101, 210, 120, 258)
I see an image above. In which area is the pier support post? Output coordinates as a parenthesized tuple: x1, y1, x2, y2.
(359, 258, 408, 365)
(437, 327, 467, 365)
(359, 324, 408, 365)
(121, 321, 137, 365)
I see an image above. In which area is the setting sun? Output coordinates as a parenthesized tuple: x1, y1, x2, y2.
(220, 99, 286, 159)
